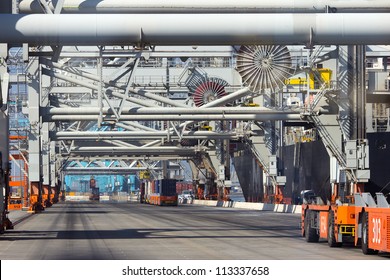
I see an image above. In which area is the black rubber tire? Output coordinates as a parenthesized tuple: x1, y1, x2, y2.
(328, 210, 342, 247)
(44, 200, 52, 208)
(305, 210, 319, 243)
(5, 218, 14, 230)
(361, 212, 376, 255)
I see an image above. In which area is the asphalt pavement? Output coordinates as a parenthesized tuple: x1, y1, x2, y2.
(1, 201, 388, 260)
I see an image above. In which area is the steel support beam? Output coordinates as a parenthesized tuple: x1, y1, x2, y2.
(44, 113, 301, 122)
(42, 106, 298, 115)
(63, 146, 202, 155)
(27, 57, 43, 211)
(60, 155, 193, 161)
(64, 167, 164, 172)
(51, 130, 246, 140)
(40, 67, 179, 108)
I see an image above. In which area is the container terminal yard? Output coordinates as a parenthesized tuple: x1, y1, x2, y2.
(1, 0, 390, 263)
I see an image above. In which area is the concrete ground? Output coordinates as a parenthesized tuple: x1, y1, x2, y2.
(1, 201, 388, 260)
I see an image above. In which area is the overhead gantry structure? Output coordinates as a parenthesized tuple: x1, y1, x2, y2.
(1, 0, 390, 215)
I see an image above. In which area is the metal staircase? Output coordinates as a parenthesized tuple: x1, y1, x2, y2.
(310, 82, 329, 111)
(244, 138, 277, 186)
(305, 47, 346, 168)
(310, 114, 346, 168)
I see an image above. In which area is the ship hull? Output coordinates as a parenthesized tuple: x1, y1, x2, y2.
(233, 132, 390, 203)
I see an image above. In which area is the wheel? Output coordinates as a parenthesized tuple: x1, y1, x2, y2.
(305, 210, 319, 242)
(5, 218, 14, 230)
(362, 212, 376, 255)
(328, 210, 342, 247)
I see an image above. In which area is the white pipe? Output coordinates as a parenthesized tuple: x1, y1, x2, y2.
(42, 66, 252, 114)
(64, 167, 163, 171)
(201, 88, 250, 108)
(2, 13, 390, 45)
(41, 68, 157, 108)
(63, 155, 191, 160)
(52, 130, 241, 140)
(44, 113, 301, 121)
(43, 106, 289, 115)
(42, 59, 190, 108)
(18, 0, 390, 14)
(116, 122, 159, 132)
(69, 146, 200, 153)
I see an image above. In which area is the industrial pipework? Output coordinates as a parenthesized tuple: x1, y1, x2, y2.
(18, 0, 390, 14)
(1, 13, 390, 46)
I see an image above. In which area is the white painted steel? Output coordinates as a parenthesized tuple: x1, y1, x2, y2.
(43, 106, 293, 115)
(52, 131, 241, 140)
(18, 0, 390, 14)
(42, 59, 190, 108)
(41, 68, 161, 108)
(199, 87, 250, 108)
(42, 67, 251, 109)
(63, 167, 163, 171)
(1, 13, 390, 45)
(68, 146, 200, 153)
(44, 113, 301, 121)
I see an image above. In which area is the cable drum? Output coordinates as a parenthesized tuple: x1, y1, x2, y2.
(236, 45, 295, 93)
(192, 77, 229, 107)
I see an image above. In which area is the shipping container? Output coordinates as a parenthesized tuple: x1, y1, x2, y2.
(176, 182, 194, 194)
(148, 179, 178, 206)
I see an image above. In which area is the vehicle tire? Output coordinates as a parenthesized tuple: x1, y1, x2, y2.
(328, 210, 342, 247)
(305, 210, 319, 242)
(362, 211, 376, 255)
